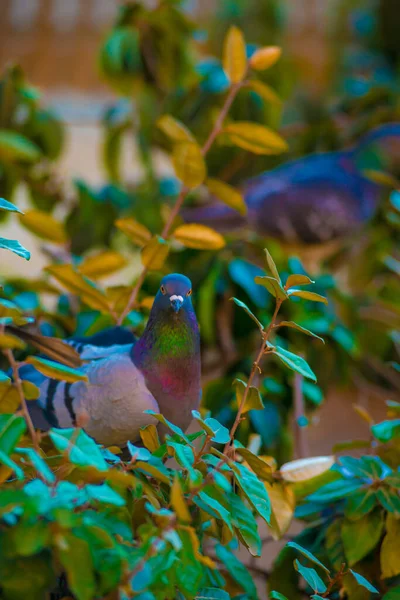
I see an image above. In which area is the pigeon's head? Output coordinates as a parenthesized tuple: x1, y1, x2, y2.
(154, 273, 193, 314)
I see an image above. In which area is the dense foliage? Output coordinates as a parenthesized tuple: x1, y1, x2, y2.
(0, 1, 399, 599)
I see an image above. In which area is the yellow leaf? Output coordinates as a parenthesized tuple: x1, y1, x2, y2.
(381, 514, 400, 578)
(280, 456, 335, 482)
(115, 217, 152, 246)
(288, 289, 328, 305)
(140, 296, 155, 310)
(234, 379, 264, 413)
(172, 142, 206, 188)
(78, 250, 127, 279)
(140, 424, 160, 452)
(0, 333, 26, 350)
(222, 25, 247, 84)
(206, 178, 247, 215)
(353, 404, 375, 425)
(26, 356, 88, 384)
(171, 476, 191, 522)
(223, 122, 288, 155)
(157, 115, 194, 144)
(172, 224, 225, 250)
(179, 525, 216, 568)
(362, 169, 400, 188)
(141, 236, 170, 271)
(0, 385, 20, 413)
(22, 381, 40, 400)
(19, 210, 67, 244)
(46, 264, 110, 312)
(245, 80, 282, 106)
(105, 285, 132, 312)
(249, 46, 282, 70)
(267, 482, 295, 540)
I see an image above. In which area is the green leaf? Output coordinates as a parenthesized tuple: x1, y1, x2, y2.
(141, 235, 170, 271)
(382, 586, 400, 600)
(144, 410, 191, 444)
(56, 533, 96, 600)
(349, 570, 379, 594)
(195, 589, 230, 600)
(287, 542, 330, 574)
(294, 560, 327, 594)
(85, 482, 125, 506)
(286, 274, 314, 288)
(309, 479, 364, 503)
(0, 130, 41, 162)
(191, 412, 231, 444)
(215, 544, 257, 598)
(49, 428, 108, 472)
(381, 514, 400, 578)
(232, 461, 271, 524)
(0, 198, 23, 214)
(277, 321, 324, 343)
(270, 593, 289, 600)
(206, 178, 247, 215)
(229, 492, 261, 556)
(264, 248, 281, 281)
(272, 346, 317, 382)
(172, 142, 206, 188)
(15, 447, 55, 483)
(288, 290, 328, 305)
(173, 224, 225, 250)
(26, 356, 88, 384)
(372, 419, 400, 443)
(231, 297, 263, 331)
(234, 378, 264, 412)
(255, 276, 288, 300)
(341, 511, 384, 566)
(222, 25, 247, 83)
(157, 114, 195, 144)
(223, 122, 288, 155)
(325, 520, 346, 571)
(0, 414, 26, 455)
(0, 237, 30, 260)
(167, 440, 195, 469)
(196, 491, 233, 531)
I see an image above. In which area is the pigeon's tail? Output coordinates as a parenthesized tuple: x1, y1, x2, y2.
(6, 326, 82, 368)
(181, 202, 247, 232)
(354, 122, 400, 154)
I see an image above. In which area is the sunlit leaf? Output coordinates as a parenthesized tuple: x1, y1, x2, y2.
(173, 224, 225, 250)
(272, 346, 317, 381)
(234, 378, 264, 412)
(234, 446, 274, 481)
(277, 321, 324, 343)
(0, 238, 30, 261)
(286, 274, 314, 288)
(78, 250, 127, 279)
(288, 289, 328, 305)
(26, 356, 88, 383)
(255, 276, 288, 300)
(280, 456, 334, 482)
(171, 476, 191, 522)
(0, 333, 26, 350)
(172, 142, 206, 188)
(46, 264, 110, 312)
(141, 236, 170, 271)
(0, 198, 23, 214)
(140, 424, 160, 452)
(267, 482, 295, 540)
(115, 217, 152, 246)
(231, 297, 263, 331)
(249, 46, 282, 70)
(157, 114, 194, 143)
(19, 210, 67, 244)
(264, 248, 281, 281)
(245, 80, 281, 105)
(206, 178, 247, 215)
(381, 514, 400, 579)
(222, 26, 247, 83)
(224, 122, 288, 155)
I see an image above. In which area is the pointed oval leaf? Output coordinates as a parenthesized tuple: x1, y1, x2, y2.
(0, 333, 26, 350)
(230, 298, 263, 331)
(171, 476, 191, 522)
(234, 378, 264, 413)
(0, 238, 30, 261)
(0, 198, 23, 214)
(245, 80, 282, 105)
(349, 570, 379, 594)
(141, 235, 170, 271)
(288, 289, 328, 305)
(172, 142, 206, 188)
(286, 274, 314, 288)
(223, 25, 247, 83)
(78, 250, 127, 279)
(288, 542, 331, 574)
(277, 321, 324, 343)
(46, 264, 110, 312)
(294, 560, 327, 594)
(144, 410, 190, 444)
(157, 115, 194, 143)
(195, 588, 230, 600)
(281, 456, 334, 482)
(255, 276, 287, 300)
(206, 178, 247, 215)
(229, 492, 262, 557)
(173, 224, 225, 250)
(249, 46, 282, 70)
(272, 346, 317, 381)
(0, 130, 41, 162)
(342, 511, 384, 566)
(270, 593, 289, 600)
(26, 356, 88, 383)
(264, 248, 281, 281)
(115, 217, 152, 246)
(232, 461, 271, 524)
(224, 122, 288, 155)
(234, 446, 273, 481)
(267, 482, 295, 540)
(19, 210, 67, 243)
(139, 424, 160, 452)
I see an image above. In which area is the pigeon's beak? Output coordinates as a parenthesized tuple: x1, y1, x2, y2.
(170, 295, 184, 313)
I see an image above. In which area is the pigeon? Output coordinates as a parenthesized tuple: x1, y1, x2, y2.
(182, 122, 400, 244)
(16, 273, 201, 447)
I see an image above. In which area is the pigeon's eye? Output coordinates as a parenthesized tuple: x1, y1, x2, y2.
(160, 285, 166, 295)
(186, 289, 192, 297)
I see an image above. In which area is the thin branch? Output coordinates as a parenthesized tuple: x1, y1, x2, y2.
(117, 81, 244, 324)
(5, 349, 39, 452)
